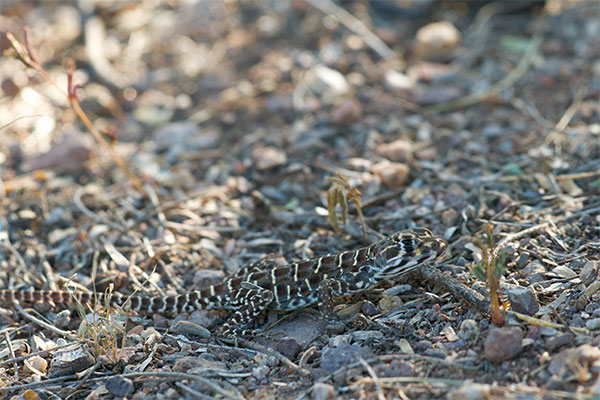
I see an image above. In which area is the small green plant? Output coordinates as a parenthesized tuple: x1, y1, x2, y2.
(470, 224, 509, 326)
(325, 173, 367, 240)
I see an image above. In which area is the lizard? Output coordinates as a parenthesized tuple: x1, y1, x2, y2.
(0, 228, 446, 337)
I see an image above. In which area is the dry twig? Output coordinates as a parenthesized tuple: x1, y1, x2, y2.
(305, 0, 394, 60)
(6, 31, 148, 199)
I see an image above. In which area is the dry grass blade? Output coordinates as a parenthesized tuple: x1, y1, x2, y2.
(70, 285, 127, 362)
(305, 0, 394, 60)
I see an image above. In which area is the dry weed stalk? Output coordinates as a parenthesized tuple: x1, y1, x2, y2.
(325, 173, 367, 240)
(5, 29, 148, 199)
(470, 224, 509, 326)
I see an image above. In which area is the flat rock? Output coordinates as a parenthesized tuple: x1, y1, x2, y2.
(374, 359, 414, 377)
(270, 313, 327, 346)
(48, 344, 94, 378)
(586, 318, 600, 330)
(320, 343, 370, 372)
(22, 133, 92, 173)
(171, 321, 211, 338)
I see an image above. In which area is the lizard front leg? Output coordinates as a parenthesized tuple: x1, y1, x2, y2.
(317, 272, 374, 323)
(218, 283, 274, 337)
(316, 278, 350, 322)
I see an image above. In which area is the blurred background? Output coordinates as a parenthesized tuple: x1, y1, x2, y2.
(1, 0, 596, 199)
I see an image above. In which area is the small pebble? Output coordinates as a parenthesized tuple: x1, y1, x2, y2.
(423, 348, 446, 359)
(506, 286, 539, 316)
(252, 365, 269, 379)
(193, 269, 225, 287)
(328, 334, 351, 348)
(375, 360, 414, 377)
(320, 343, 366, 372)
(351, 330, 384, 342)
(546, 333, 574, 351)
(444, 339, 467, 350)
(484, 327, 523, 362)
(305, 64, 350, 101)
(48, 344, 93, 378)
(552, 265, 577, 279)
(385, 69, 414, 89)
(274, 337, 302, 360)
(443, 325, 459, 342)
(414, 340, 432, 352)
(458, 319, 479, 341)
(378, 295, 403, 313)
(586, 318, 600, 330)
(22, 133, 92, 173)
(171, 320, 211, 338)
(1, 78, 20, 97)
(548, 349, 569, 375)
(173, 356, 226, 372)
(105, 376, 134, 397)
(415, 21, 461, 58)
(331, 98, 361, 124)
(580, 260, 598, 284)
(375, 140, 413, 163)
(124, 333, 144, 347)
(372, 161, 410, 189)
(441, 208, 458, 226)
(448, 382, 491, 400)
(523, 261, 546, 275)
(252, 145, 287, 170)
(384, 284, 412, 296)
(312, 382, 335, 400)
(515, 253, 529, 268)
(152, 122, 195, 150)
(360, 300, 379, 316)
(54, 310, 71, 329)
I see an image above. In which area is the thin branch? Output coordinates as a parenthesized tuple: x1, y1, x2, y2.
(306, 0, 394, 60)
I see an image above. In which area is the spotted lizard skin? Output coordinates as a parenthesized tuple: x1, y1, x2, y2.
(0, 228, 446, 336)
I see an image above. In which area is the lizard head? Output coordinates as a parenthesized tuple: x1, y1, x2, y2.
(372, 228, 446, 280)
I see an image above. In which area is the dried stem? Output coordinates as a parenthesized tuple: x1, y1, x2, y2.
(6, 31, 148, 199)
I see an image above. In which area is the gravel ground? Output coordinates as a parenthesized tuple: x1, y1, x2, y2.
(0, 1, 599, 399)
